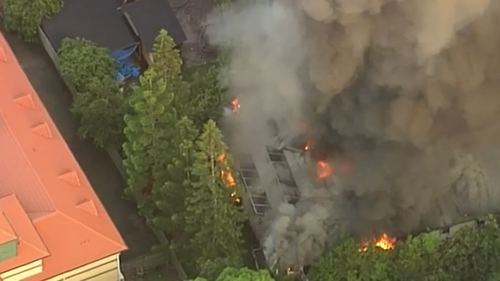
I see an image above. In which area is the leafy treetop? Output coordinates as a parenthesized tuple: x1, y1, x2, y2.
(59, 38, 125, 148)
(309, 215, 500, 281)
(150, 29, 191, 115)
(189, 267, 276, 281)
(58, 38, 117, 93)
(183, 120, 247, 279)
(70, 78, 127, 148)
(3, 0, 64, 42)
(185, 60, 226, 129)
(122, 67, 176, 218)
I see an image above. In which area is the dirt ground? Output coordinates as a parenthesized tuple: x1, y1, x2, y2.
(169, 0, 219, 65)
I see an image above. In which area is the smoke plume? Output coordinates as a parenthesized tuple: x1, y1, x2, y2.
(208, 0, 500, 270)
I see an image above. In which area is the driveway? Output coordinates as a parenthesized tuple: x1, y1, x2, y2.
(1, 29, 158, 262)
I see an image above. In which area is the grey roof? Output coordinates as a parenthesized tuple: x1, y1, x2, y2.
(122, 0, 187, 51)
(42, 0, 137, 51)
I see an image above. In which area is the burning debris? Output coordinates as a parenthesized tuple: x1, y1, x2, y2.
(304, 141, 313, 152)
(231, 98, 241, 113)
(210, 0, 500, 274)
(315, 161, 331, 179)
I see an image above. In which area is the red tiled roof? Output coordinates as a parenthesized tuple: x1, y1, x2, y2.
(0, 32, 127, 279)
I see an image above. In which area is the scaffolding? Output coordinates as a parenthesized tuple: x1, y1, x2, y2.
(265, 146, 300, 205)
(238, 153, 271, 216)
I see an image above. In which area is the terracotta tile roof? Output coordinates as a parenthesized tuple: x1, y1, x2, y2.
(0, 195, 49, 273)
(0, 32, 127, 279)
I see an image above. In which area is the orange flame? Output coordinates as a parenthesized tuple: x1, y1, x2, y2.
(360, 234, 396, 252)
(316, 161, 332, 179)
(218, 154, 239, 204)
(231, 98, 241, 113)
(221, 170, 236, 187)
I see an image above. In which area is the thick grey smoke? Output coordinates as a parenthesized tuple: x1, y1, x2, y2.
(208, 0, 500, 271)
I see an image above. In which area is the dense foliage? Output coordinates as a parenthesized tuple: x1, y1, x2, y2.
(183, 120, 247, 279)
(152, 29, 226, 129)
(189, 267, 276, 281)
(3, 0, 64, 42)
(150, 29, 191, 115)
(59, 38, 126, 147)
(309, 215, 500, 281)
(185, 61, 226, 128)
(122, 66, 196, 226)
(70, 79, 127, 148)
(60, 30, 240, 277)
(59, 38, 117, 92)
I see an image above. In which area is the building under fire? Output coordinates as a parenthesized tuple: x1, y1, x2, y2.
(227, 107, 492, 278)
(215, 0, 500, 278)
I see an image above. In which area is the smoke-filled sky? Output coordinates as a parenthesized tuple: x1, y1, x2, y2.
(208, 0, 500, 270)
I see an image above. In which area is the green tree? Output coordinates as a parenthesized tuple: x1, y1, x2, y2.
(186, 61, 226, 129)
(3, 0, 64, 42)
(123, 66, 197, 234)
(309, 235, 392, 281)
(122, 68, 176, 218)
(189, 267, 276, 281)
(150, 116, 198, 235)
(184, 120, 246, 279)
(59, 38, 125, 148)
(392, 233, 447, 281)
(150, 29, 191, 115)
(70, 78, 127, 148)
(58, 38, 117, 92)
(441, 216, 500, 281)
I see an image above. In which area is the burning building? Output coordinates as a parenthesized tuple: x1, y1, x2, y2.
(210, 0, 500, 276)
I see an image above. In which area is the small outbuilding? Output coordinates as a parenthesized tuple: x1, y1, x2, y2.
(39, 0, 187, 81)
(122, 0, 187, 64)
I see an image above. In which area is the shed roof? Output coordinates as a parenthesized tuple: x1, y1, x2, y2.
(0, 32, 126, 279)
(122, 0, 187, 51)
(41, 0, 137, 51)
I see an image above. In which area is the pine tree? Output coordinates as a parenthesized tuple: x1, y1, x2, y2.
(184, 120, 246, 278)
(122, 68, 176, 218)
(152, 116, 198, 235)
(150, 29, 191, 115)
(188, 267, 277, 281)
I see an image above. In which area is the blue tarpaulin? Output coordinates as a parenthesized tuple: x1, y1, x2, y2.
(111, 44, 141, 81)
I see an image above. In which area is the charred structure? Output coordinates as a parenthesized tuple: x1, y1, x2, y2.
(211, 0, 500, 274)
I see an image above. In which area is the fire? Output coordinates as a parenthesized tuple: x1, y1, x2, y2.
(304, 141, 314, 151)
(360, 234, 396, 252)
(231, 98, 241, 113)
(218, 154, 239, 204)
(221, 170, 236, 187)
(316, 161, 332, 179)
